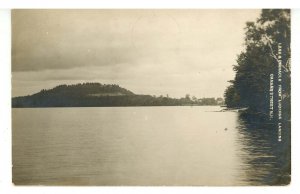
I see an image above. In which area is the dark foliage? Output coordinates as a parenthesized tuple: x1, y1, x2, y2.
(224, 9, 290, 121)
(12, 83, 223, 107)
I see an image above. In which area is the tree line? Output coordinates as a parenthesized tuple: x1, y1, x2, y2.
(12, 83, 224, 107)
(224, 9, 290, 121)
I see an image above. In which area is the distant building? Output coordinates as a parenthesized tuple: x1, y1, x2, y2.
(216, 97, 224, 105)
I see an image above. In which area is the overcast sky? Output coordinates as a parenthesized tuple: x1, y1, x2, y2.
(12, 9, 261, 98)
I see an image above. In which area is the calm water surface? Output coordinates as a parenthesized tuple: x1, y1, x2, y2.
(12, 106, 290, 185)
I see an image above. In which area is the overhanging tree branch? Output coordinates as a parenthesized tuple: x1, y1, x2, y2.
(263, 34, 290, 74)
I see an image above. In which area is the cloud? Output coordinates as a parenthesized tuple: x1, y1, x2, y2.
(12, 9, 261, 97)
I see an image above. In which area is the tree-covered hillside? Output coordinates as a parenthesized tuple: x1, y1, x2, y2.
(12, 83, 224, 107)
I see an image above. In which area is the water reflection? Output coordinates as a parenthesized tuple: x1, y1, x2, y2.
(12, 107, 290, 185)
(235, 114, 291, 185)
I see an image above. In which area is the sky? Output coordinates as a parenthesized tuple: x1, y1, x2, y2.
(12, 9, 261, 98)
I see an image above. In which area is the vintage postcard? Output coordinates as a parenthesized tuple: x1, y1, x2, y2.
(11, 9, 291, 186)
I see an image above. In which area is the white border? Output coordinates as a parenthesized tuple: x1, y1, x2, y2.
(0, 9, 12, 187)
(291, 8, 300, 190)
(1, 7, 300, 194)
(0, 0, 299, 9)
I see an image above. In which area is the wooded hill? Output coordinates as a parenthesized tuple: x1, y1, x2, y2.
(12, 83, 223, 107)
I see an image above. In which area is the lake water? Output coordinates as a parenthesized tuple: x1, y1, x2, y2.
(12, 106, 290, 185)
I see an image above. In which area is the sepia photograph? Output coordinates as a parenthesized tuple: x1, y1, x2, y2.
(11, 9, 291, 186)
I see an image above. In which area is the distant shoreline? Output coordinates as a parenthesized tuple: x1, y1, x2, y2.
(12, 83, 224, 108)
